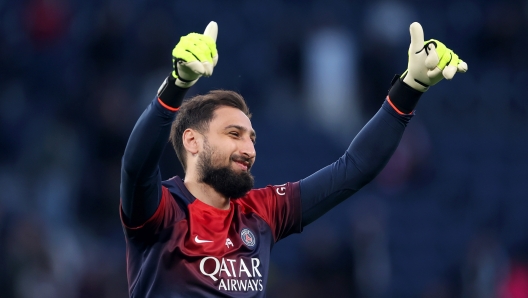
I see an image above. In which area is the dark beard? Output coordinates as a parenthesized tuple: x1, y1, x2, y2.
(198, 143, 254, 199)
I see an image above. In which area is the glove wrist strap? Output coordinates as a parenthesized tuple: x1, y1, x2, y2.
(158, 75, 190, 109)
(388, 74, 424, 114)
(175, 78, 198, 88)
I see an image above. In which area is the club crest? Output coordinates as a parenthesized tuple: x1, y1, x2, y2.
(240, 228, 256, 248)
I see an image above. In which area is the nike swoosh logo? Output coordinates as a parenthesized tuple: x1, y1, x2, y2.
(195, 235, 213, 243)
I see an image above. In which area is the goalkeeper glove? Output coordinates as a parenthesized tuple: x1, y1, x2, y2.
(402, 22, 468, 92)
(172, 21, 219, 88)
(157, 22, 218, 108)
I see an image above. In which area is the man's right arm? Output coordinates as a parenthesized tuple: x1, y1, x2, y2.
(120, 78, 188, 227)
(120, 21, 219, 227)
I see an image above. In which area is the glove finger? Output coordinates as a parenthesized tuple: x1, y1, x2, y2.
(427, 67, 442, 79)
(173, 35, 203, 62)
(195, 36, 214, 64)
(431, 40, 447, 58)
(173, 46, 199, 63)
(436, 49, 453, 70)
(187, 42, 213, 64)
(457, 60, 468, 73)
(202, 61, 214, 77)
(202, 36, 218, 65)
(409, 22, 425, 53)
(212, 54, 219, 67)
(442, 65, 457, 80)
(203, 21, 218, 42)
(175, 33, 213, 63)
(181, 60, 205, 75)
(442, 52, 459, 79)
(424, 43, 439, 70)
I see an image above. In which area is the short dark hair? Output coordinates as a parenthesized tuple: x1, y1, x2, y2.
(170, 90, 251, 171)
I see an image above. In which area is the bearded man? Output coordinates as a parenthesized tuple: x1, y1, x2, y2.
(119, 21, 467, 297)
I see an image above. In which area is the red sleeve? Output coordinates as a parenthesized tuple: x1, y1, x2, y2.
(120, 186, 184, 241)
(238, 181, 302, 242)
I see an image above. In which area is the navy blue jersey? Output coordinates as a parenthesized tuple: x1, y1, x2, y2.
(120, 79, 420, 297)
(121, 177, 300, 297)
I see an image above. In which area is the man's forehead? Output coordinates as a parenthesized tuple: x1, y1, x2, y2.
(211, 106, 253, 131)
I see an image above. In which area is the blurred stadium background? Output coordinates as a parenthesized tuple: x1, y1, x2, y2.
(1, 0, 528, 297)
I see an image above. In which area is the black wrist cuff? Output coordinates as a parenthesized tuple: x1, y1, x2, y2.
(158, 75, 189, 108)
(387, 74, 424, 114)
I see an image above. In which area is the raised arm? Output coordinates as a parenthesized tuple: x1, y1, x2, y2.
(120, 22, 219, 226)
(300, 22, 468, 226)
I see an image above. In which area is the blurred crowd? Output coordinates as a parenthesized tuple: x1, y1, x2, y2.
(1, 0, 528, 297)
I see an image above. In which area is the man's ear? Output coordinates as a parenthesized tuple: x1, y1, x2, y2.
(182, 129, 201, 155)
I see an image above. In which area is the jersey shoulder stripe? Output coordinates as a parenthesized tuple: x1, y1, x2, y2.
(161, 176, 195, 218)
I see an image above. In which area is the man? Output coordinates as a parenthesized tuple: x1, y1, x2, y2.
(120, 21, 467, 297)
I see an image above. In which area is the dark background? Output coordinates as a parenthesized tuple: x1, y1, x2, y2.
(1, 0, 527, 297)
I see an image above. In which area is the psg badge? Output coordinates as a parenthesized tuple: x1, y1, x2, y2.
(240, 228, 256, 248)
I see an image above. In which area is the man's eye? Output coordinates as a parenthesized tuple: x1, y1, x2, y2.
(229, 132, 239, 137)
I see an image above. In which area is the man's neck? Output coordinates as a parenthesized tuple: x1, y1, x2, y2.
(183, 179, 230, 210)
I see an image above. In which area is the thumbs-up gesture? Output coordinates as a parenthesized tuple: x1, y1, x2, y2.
(402, 22, 467, 92)
(172, 21, 219, 88)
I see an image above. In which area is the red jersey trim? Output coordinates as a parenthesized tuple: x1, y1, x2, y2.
(386, 96, 413, 115)
(237, 181, 302, 243)
(157, 97, 180, 112)
(119, 187, 168, 230)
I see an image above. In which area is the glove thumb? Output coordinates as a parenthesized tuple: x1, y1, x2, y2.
(204, 21, 218, 42)
(202, 21, 219, 72)
(409, 22, 425, 53)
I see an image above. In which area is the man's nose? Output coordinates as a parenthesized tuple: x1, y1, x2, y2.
(240, 139, 256, 159)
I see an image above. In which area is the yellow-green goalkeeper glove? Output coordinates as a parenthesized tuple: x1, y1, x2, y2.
(402, 22, 468, 92)
(172, 21, 218, 88)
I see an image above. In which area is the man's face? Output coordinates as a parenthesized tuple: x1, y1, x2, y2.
(197, 106, 256, 199)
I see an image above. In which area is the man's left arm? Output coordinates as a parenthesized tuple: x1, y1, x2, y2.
(300, 22, 468, 227)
